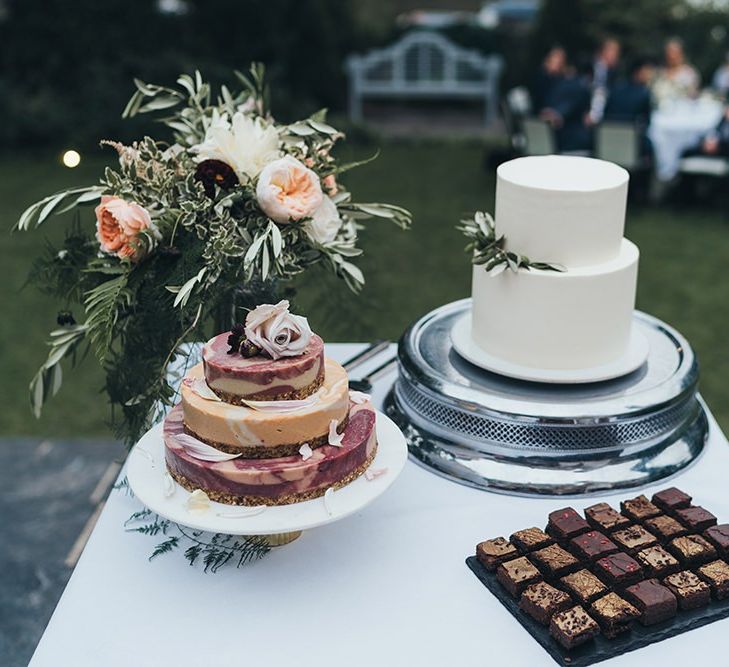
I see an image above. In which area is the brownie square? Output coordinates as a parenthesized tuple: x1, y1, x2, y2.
(560, 569, 609, 605)
(668, 534, 717, 567)
(652, 487, 692, 513)
(549, 606, 600, 650)
(612, 525, 658, 554)
(636, 545, 680, 578)
(644, 515, 688, 542)
(704, 524, 729, 557)
(594, 552, 643, 589)
(519, 581, 573, 626)
(624, 579, 677, 626)
(621, 495, 661, 522)
(663, 570, 711, 610)
(510, 527, 553, 554)
(476, 537, 519, 571)
(547, 507, 590, 542)
(675, 506, 718, 532)
(697, 560, 729, 600)
(496, 556, 542, 598)
(531, 544, 581, 579)
(569, 530, 619, 563)
(584, 502, 631, 533)
(590, 592, 640, 638)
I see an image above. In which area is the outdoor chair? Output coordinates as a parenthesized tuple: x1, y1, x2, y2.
(595, 122, 649, 171)
(678, 155, 729, 178)
(522, 118, 556, 155)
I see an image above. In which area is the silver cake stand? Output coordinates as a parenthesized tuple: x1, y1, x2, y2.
(385, 299, 708, 497)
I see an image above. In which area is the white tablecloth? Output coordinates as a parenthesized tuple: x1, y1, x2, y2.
(648, 99, 724, 180)
(29, 344, 729, 667)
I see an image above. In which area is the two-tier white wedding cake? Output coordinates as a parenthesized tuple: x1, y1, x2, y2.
(470, 155, 640, 373)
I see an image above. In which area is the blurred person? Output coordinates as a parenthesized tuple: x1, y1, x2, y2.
(683, 105, 729, 158)
(712, 52, 729, 98)
(540, 61, 593, 153)
(604, 57, 656, 164)
(588, 37, 621, 123)
(532, 46, 567, 113)
(652, 38, 700, 104)
(604, 57, 655, 126)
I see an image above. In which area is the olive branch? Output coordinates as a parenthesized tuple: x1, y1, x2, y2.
(457, 211, 564, 275)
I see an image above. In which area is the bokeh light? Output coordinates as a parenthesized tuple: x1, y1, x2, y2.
(62, 150, 81, 168)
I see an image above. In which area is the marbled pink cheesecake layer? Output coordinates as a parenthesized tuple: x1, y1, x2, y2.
(164, 401, 377, 505)
(202, 332, 325, 401)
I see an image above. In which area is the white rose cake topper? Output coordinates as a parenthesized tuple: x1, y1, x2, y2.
(244, 300, 312, 360)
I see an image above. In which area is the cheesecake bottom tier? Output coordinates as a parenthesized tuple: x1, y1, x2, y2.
(164, 402, 377, 506)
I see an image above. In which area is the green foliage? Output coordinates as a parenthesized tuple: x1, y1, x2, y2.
(458, 211, 564, 275)
(17, 66, 410, 446)
(121, 494, 272, 572)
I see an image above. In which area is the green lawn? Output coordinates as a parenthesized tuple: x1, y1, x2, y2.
(1, 142, 728, 439)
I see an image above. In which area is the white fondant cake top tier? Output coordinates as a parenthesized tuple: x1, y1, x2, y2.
(495, 155, 629, 268)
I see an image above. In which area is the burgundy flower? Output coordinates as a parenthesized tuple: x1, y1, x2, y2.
(194, 159, 237, 198)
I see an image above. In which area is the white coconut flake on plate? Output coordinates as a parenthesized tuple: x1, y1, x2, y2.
(135, 447, 155, 465)
(299, 443, 313, 461)
(328, 419, 344, 447)
(163, 472, 176, 498)
(186, 489, 210, 515)
(215, 506, 267, 519)
(177, 434, 242, 462)
(323, 487, 335, 516)
(365, 467, 388, 481)
(349, 390, 371, 405)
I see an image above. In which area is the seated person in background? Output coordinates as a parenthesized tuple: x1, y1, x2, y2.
(588, 37, 621, 123)
(652, 38, 700, 104)
(604, 57, 655, 125)
(539, 61, 593, 153)
(531, 46, 566, 113)
(712, 52, 729, 98)
(604, 58, 656, 162)
(683, 106, 729, 158)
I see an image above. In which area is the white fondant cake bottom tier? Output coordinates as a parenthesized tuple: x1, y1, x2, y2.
(470, 239, 639, 371)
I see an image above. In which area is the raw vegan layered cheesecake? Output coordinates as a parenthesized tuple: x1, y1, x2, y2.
(163, 301, 377, 505)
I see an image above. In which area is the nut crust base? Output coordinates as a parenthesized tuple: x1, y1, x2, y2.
(166, 443, 378, 506)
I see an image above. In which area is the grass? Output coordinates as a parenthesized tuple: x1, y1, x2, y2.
(1, 141, 728, 439)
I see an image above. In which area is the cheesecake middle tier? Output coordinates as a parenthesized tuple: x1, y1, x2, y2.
(202, 332, 325, 402)
(182, 358, 349, 457)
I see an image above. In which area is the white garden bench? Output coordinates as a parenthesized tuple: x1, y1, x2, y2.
(346, 31, 504, 126)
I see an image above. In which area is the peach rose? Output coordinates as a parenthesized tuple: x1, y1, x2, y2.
(256, 156, 323, 224)
(95, 195, 152, 261)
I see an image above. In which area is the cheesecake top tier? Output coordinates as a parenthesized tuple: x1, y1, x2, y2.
(202, 331, 325, 403)
(495, 156, 629, 269)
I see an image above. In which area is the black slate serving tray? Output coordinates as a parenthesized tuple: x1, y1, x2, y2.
(466, 556, 729, 666)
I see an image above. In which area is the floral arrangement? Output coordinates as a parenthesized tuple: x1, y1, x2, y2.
(457, 211, 563, 275)
(18, 65, 411, 445)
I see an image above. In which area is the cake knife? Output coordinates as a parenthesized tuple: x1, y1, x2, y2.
(342, 340, 391, 372)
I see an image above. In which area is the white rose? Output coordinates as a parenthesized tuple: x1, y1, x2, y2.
(305, 195, 342, 244)
(244, 300, 313, 360)
(192, 110, 280, 181)
(255, 156, 323, 224)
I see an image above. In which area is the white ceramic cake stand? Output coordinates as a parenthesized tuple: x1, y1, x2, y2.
(451, 313, 650, 384)
(126, 410, 407, 546)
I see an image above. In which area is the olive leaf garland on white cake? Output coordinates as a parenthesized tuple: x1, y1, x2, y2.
(462, 155, 639, 372)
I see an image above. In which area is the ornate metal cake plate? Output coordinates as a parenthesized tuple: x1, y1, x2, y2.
(127, 411, 407, 545)
(385, 299, 708, 497)
(451, 314, 650, 384)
